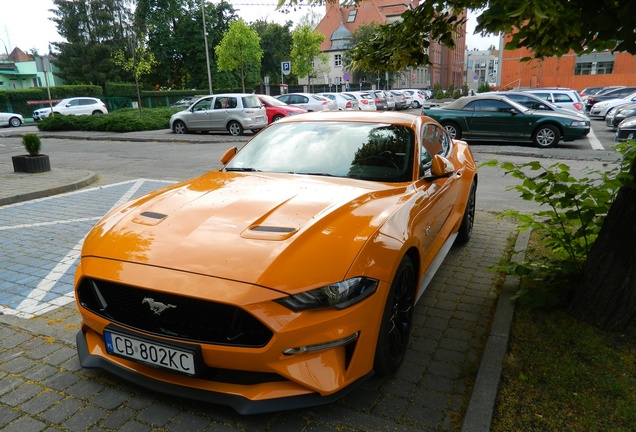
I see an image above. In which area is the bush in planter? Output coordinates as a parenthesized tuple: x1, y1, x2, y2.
(22, 133, 42, 156)
(12, 133, 50, 173)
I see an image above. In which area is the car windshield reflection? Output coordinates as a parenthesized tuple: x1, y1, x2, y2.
(224, 121, 415, 182)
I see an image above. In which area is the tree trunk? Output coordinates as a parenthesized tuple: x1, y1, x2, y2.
(569, 158, 636, 334)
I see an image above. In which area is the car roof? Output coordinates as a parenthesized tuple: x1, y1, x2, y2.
(275, 110, 423, 126)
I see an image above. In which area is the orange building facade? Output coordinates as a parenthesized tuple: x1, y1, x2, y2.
(500, 36, 636, 90)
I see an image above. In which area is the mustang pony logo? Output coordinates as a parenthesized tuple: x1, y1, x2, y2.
(142, 297, 177, 315)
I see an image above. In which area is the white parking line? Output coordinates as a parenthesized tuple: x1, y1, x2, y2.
(2, 179, 170, 318)
(587, 128, 605, 150)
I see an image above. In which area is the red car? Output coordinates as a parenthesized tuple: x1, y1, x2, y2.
(257, 94, 308, 124)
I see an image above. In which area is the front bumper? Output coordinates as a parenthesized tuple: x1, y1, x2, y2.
(76, 330, 371, 414)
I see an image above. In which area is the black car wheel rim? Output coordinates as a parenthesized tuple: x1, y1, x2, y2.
(387, 266, 414, 361)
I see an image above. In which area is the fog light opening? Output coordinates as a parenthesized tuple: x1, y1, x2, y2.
(283, 332, 359, 356)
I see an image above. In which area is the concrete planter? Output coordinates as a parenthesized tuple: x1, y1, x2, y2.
(12, 154, 51, 173)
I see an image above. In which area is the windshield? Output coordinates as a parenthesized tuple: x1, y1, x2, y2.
(225, 121, 415, 182)
(259, 94, 287, 107)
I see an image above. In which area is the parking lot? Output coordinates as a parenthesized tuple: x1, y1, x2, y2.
(0, 114, 622, 431)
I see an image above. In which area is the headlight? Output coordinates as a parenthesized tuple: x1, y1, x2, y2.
(596, 102, 608, 108)
(571, 121, 588, 127)
(276, 277, 378, 311)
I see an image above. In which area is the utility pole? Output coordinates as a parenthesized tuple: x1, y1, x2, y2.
(201, 0, 213, 94)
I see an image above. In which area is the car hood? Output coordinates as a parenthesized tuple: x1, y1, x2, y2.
(83, 172, 408, 293)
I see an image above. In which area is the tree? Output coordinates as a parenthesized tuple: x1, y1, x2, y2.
(251, 20, 296, 86)
(277, 0, 636, 71)
(290, 24, 327, 91)
(215, 19, 263, 92)
(341, 23, 383, 85)
(50, 0, 134, 86)
(275, 0, 636, 333)
(112, 42, 157, 113)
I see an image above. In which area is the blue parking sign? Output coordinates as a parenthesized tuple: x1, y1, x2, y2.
(281, 61, 291, 76)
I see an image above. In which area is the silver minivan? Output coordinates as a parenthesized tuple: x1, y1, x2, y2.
(170, 93, 267, 136)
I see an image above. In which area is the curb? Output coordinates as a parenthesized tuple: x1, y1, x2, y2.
(0, 171, 98, 206)
(461, 228, 530, 432)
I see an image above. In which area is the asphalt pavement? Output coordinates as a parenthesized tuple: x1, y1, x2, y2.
(0, 126, 525, 431)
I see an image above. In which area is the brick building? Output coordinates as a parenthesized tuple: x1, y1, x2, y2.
(498, 35, 636, 90)
(307, 0, 466, 91)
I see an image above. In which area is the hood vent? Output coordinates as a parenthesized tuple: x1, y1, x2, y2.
(251, 226, 295, 233)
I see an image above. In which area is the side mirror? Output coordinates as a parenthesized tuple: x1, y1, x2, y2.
(220, 147, 238, 165)
(430, 155, 455, 178)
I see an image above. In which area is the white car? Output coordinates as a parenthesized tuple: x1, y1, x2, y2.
(0, 112, 24, 128)
(343, 92, 377, 111)
(32, 97, 108, 121)
(401, 89, 427, 108)
(170, 93, 267, 136)
(589, 91, 636, 119)
(319, 92, 359, 110)
(276, 93, 338, 112)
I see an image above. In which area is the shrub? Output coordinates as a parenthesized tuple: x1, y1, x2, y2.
(22, 133, 42, 156)
(482, 140, 636, 308)
(36, 107, 181, 133)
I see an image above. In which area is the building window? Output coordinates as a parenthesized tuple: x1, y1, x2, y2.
(335, 54, 342, 67)
(32, 77, 42, 87)
(596, 61, 614, 74)
(347, 10, 357, 23)
(574, 62, 592, 75)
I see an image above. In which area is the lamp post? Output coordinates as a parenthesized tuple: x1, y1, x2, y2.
(201, 0, 213, 94)
(0, 37, 9, 56)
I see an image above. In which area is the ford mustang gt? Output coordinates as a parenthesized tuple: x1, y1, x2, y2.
(74, 111, 477, 414)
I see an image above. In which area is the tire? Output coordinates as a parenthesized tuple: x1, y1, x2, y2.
(374, 256, 416, 376)
(272, 114, 284, 122)
(251, 129, 261, 134)
(455, 180, 477, 245)
(227, 121, 244, 136)
(532, 124, 560, 148)
(91, 110, 103, 115)
(172, 120, 188, 134)
(411, 101, 421, 109)
(9, 117, 21, 127)
(442, 122, 462, 140)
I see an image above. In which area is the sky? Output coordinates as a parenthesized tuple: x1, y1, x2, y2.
(0, 0, 499, 55)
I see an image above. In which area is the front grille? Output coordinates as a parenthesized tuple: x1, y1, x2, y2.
(77, 278, 273, 348)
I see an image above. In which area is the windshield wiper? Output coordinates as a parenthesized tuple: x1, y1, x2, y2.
(225, 167, 260, 172)
(288, 172, 335, 177)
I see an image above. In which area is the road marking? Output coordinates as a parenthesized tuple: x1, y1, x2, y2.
(587, 128, 604, 150)
(0, 179, 174, 318)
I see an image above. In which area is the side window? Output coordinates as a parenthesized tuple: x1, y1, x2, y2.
(476, 100, 511, 112)
(193, 98, 212, 111)
(68, 99, 80, 107)
(532, 93, 551, 102)
(553, 93, 573, 103)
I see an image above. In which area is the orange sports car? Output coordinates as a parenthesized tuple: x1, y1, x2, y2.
(74, 111, 477, 414)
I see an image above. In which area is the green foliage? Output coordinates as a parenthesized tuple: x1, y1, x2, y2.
(22, 134, 42, 156)
(251, 20, 295, 86)
(35, 108, 180, 133)
(477, 82, 492, 93)
(105, 82, 137, 98)
(481, 141, 636, 307)
(215, 19, 263, 93)
(290, 25, 327, 82)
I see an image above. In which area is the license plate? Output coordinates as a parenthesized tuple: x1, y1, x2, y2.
(104, 329, 197, 376)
